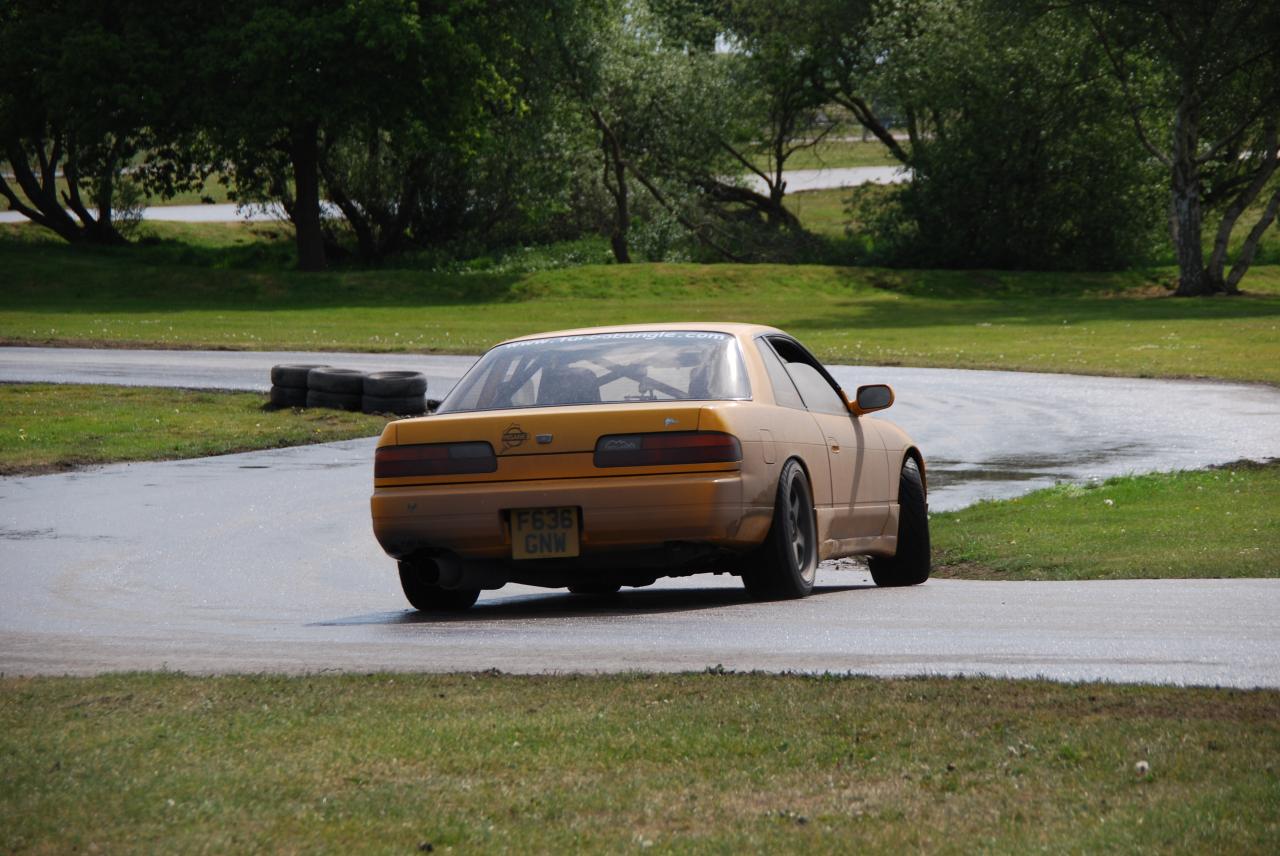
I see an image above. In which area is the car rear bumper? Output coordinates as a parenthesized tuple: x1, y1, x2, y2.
(370, 472, 770, 561)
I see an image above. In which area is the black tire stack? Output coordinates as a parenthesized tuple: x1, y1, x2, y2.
(269, 363, 327, 408)
(268, 364, 429, 415)
(363, 371, 427, 415)
(307, 368, 367, 411)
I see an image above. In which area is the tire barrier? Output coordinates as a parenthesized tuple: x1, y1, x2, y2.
(363, 371, 428, 398)
(362, 394, 427, 415)
(270, 365, 430, 415)
(268, 386, 308, 408)
(307, 367, 366, 395)
(268, 363, 330, 410)
(270, 363, 329, 388)
(306, 389, 362, 411)
(362, 371, 428, 414)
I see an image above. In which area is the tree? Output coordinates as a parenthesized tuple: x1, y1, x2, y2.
(196, 0, 471, 270)
(785, 0, 908, 164)
(553, 0, 743, 262)
(0, 0, 201, 244)
(708, 0, 840, 230)
(858, 0, 1164, 269)
(319, 2, 594, 262)
(1076, 1, 1280, 294)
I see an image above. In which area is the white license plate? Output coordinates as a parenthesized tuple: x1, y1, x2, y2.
(510, 507, 580, 560)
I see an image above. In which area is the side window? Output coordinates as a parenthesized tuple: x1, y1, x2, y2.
(768, 337, 848, 416)
(756, 339, 805, 409)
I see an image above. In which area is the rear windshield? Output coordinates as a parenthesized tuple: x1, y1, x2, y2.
(437, 331, 751, 413)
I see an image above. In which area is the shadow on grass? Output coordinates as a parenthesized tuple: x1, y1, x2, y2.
(773, 266, 1280, 329)
(1, 239, 528, 310)
(4, 235, 1278, 330)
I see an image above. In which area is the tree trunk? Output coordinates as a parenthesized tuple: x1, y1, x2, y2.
(1226, 185, 1280, 292)
(592, 109, 630, 264)
(318, 156, 376, 263)
(1, 137, 125, 245)
(0, 140, 83, 242)
(702, 180, 801, 230)
(1170, 99, 1211, 296)
(1206, 122, 1279, 294)
(290, 123, 327, 272)
(608, 172, 631, 265)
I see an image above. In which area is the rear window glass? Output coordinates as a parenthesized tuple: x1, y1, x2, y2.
(437, 331, 751, 413)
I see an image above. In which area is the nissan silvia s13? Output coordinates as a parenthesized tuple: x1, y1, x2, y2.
(370, 323, 929, 610)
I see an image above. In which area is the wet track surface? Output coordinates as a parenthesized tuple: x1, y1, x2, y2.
(4, 347, 1277, 510)
(2, 348, 1278, 682)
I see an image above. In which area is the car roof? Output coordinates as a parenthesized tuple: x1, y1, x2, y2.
(496, 322, 784, 346)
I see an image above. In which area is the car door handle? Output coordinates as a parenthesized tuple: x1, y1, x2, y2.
(827, 435, 840, 452)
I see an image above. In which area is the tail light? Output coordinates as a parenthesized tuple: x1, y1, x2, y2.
(594, 431, 741, 468)
(375, 442, 497, 478)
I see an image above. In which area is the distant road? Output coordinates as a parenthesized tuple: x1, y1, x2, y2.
(0, 167, 908, 224)
(741, 164, 908, 195)
(0, 201, 337, 225)
(0, 346, 471, 398)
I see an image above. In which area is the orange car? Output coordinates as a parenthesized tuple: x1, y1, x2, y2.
(371, 323, 929, 610)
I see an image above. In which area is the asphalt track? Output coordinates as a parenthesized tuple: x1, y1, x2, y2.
(2, 348, 1278, 683)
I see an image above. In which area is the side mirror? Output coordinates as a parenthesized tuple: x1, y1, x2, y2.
(848, 384, 894, 416)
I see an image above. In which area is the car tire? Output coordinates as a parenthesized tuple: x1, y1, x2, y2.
(306, 390, 361, 411)
(362, 394, 426, 415)
(269, 385, 307, 408)
(567, 583, 622, 595)
(364, 371, 427, 398)
(869, 458, 931, 587)
(742, 459, 818, 600)
(271, 363, 329, 388)
(398, 561, 480, 611)
(307, 367, 365, 395)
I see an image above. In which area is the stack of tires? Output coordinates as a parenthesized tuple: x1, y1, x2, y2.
(269, 363, 327, 408)
(268, 364, 429, 415)
(362, 371, 428, 415)
(307, 368, 367, 411)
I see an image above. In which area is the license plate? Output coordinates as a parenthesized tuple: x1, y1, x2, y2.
(510, 507, 580, 560)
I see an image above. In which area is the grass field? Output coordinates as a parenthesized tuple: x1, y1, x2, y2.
(746, 138, 901, 172)
(789, 187, 1280, 267)
(932, 462, 1280, 580)
(2, 172, 235, 211)
(3, 233, 1278, 384)
(2, 672, 1276, 853)
(0, 384, 391, 475)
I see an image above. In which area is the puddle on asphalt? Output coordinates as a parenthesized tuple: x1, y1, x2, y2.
(927, 443, 1152, 489)
(927, 468, 1067, 487)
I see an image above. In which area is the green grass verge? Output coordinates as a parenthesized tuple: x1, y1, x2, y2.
(3, 235, 1278, 383)
(0, 383, 391, 476)
(2, 673, 1275, 853)
(933, 462, 1280, 580)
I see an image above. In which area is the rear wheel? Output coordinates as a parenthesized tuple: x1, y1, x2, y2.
(742, 459, 818, 600)
(869, 458, 931, 587)
(398, 561, 479, 611)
